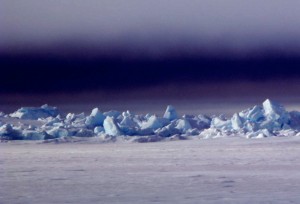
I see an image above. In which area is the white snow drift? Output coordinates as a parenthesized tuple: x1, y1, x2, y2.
(2, 99, 300, 140)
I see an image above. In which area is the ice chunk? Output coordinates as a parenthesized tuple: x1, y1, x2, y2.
(276, 129, 297, 137)
(138, 115, 169, 135)
(289, 111, 300, 130)
(259, 119, 280, 131)
(46, 127, 69, 138)
(66, 113, 75, 121)
(261, 129, 274, 137)
(244, 121, 258, 132)
(185, 128, 200, 136)
(163, 105, 178, 121)
(103, 117, 122, 136)
(183, 114, 211, 130)
(94, 126, 105, 135)
(122, 110, 134, 118)
(68, 113, 87, 128)
(120, 115, 138, 128)
(251, 99, 291, 131)
(246, 129, 274, 139)
(157, 117, 170, 127)
(75, 129, 94, 137)
(240, 105, 265, 122)
(10, 104, 59, 120)
(155, 122, 180, 137)
(235, 100, 291, 132)
(211, 116, 231, 129)
(65, 112, 85, 124)
(231, 113, 244, 130)
(85, 108, 106, 128)
(263, 99, 290, 123)
(0, 124, 12, 135)
(137, 128, 153, 136)
(175, 119, 192, 133)
(199, 128, 223, 139)
(141, 115, 164, 131)
(145, 113, 152, 120)
(197, 114, 212, 127)
(119, 115, 138, 135)
(0, 124, 22, 140)
(256, 133, 267, 139)
(22, 130, 48, 140)
(43, 116, 63, 127)
(27, 125, 37, 130)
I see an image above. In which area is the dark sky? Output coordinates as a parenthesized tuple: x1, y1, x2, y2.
(1, 54, 300, 94)
(1, 0, 300, 96)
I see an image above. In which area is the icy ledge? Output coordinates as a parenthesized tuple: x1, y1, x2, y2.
(1, 99, 300, 141)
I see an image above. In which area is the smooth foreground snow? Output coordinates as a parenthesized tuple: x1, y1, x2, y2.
(1, 137, 300, 204)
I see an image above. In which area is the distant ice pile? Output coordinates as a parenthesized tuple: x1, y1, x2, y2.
(9, 104, 59, 120)
(1, 99, 300, 141)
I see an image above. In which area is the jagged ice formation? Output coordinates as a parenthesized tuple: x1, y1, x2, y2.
(1, 99, 300, 141)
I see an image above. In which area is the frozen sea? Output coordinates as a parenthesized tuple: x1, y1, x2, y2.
(1, 137, 300, 204)
(2, 97, 300, 203)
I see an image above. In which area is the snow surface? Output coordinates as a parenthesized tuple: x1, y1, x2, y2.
(1, 137, 300, 203)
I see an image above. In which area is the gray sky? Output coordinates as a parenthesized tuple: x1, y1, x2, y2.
(1, 0, 300, 55)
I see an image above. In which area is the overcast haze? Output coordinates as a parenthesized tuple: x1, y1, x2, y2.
(2, 0, 300, 55)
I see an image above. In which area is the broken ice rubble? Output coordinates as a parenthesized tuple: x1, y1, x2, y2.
(10, 104, 59, 120)
(2, 99, 300, 141)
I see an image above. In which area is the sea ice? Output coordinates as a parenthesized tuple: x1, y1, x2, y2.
(46, 127, 69, 138)
(175, 119, 192, 133)
(94, 126, 105, 135)
(163, 105, 178, 121)
(141, 115, 164, 131)
(0, 124, 22, 140)
(263, 99, 290, 122)
(183, 114, 211, 130)
(119, 112, 137, 127)
(289, 111, 300, 130)
(211, 115, 231, 129)
(10, 104, 59, 120)
(2, 99, 300, 140)
(240, 105, 265, 122)
(119, 114, 138, 135)
(155, 122, 180, 137)
(103, 117, 122, 136)
(85, 108, 106, 128)
(231, 113, 244, 130)
(22, 130, 48, 140)
(75, 128, 94, 137)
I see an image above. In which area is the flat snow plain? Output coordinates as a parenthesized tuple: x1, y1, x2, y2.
(2, 137, 300, 204)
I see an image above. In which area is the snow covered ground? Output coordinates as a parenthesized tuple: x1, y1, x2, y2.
(1, 137, 300, 204)
(2, 99, 300, 203)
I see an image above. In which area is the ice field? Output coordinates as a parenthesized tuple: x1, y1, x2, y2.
(2, 99, 300, 203)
